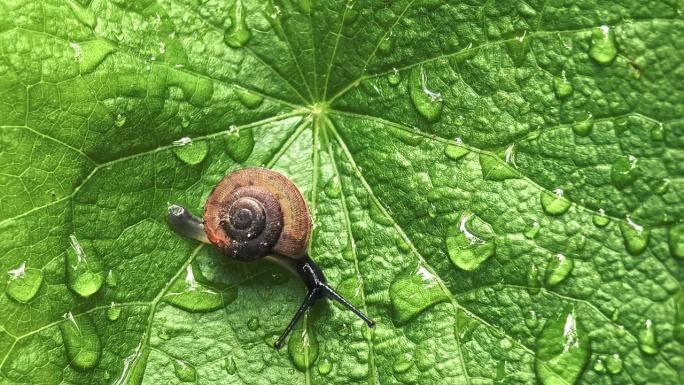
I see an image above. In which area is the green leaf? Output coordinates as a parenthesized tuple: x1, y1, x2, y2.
(0, 1, 682, 384)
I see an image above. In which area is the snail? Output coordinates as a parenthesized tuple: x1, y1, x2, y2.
(167, 167, 374, 349)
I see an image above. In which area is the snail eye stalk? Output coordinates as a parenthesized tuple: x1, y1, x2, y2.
(167, 205, 210, 244)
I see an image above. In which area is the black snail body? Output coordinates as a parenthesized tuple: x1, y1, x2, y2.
(167, 167, 374, 349)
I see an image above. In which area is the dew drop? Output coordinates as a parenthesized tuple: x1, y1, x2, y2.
(606, 353, 623, 374)
(288, 324, 319, 371)
(60, 313, 102, 370)
(236, 89, 264, 109)
(224, 356, 237, 375)
(389, 265, 449, 323)
(638, 319, 657, 355)
(540, 189, 571, 216)
(553, 72, 573, 99)
(323, 176, 341, 198)
(368, 202, 392, 226)
(6, 262, 43, 303)
(316, 357, 332, 375)
(78, 39, 116, 74)
(572, 120, 593, 137)
(107, 303, 121, 321)
(544, 253, 574, 287)
(479, 153, 520, 180)
(180, 115, 190, 128)
(654, 179, 670, 195)
(247, 316, 260, 331)
(535, 311, 590, 385)
(224, 0, 251, 48)
(610, 155, 639, 189)
(673, 291, 684, 343)
(172, 138, 209, 165)
(619, 217, 649, 255)
(393, 352, 414, 374)
(650, 124, 664, 141)
(225, 127, 255, 163)
(524, 221, 541, 239)
(106, 269, 118, 287)
(388, 68, 401, 86)
(66, 234, 104, 298)
(444, 143, 469, 161)
(592, 209, 610, 227)
(409, 66, 443, 122)
(164, 265, 236, 312)
(173, 359, 197, 382)
(114, 114, 126, 128)
(66, 0, 97, 28)
(388, 126, 423, 146)
(526, 264, 542, 295)
(445, 213, 496, 271)
(525, 311, 539, 330)
(589, 25, 618, 65)
(593, 357, 605, 373)
(668, 223, 684, 259)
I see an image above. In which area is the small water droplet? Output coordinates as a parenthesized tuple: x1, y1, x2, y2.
(323, 176, 341, 198)
(368, 202, 392, 226)
(107, 303, 121, 321)
(236, 89, 264, 109)
(592, 209, 610, 227)
(654, 179, 670, 195)
(535, 311, 590, 385)
(225, 127, 255, 163)
(444, 143, 469, 161)
(389, 126, 423, 146)
(668, 223, 684, 259)
(525, 311, 539, 330)
(540, 189, 571, 216)
(224, 0, 251, 48)
(172, 138, 209, 165)
(673, 291, 684, 343)
(650, 124, 664, 141)
(66, 234, 104, 298)
(638, 319, 657, 355)
(114, 114, 126, 128)
(389, 265, 449, 323)
(316, 357, 332, 375)
(247, 316, 260, 331)
(6, 262, 43, 303)
(593, 357, 605, 373)
(60, 313, 102, 370)
(524, 221, 541, 239)
(554, 72, 573, 99)
(572, 120, 593, 136)
(288, 324, 319, 371)
(544, 253, 574, 287)
(388, 68, 401, 86)
(446, 213, 496, 271)
(173, 359, 197, 382)
(526, 265, 542, 295)
(479, 153, 520, 180)
(589, 25, 618, 65)
(180, 115, 190, 128)
(393, 352, 414, 373)
(610, 155, 639, 189)
(606, 353, 623, 374)
(409, 66, 443, 122)
(619, 217, 649, 255)
(164, 264, 236, 312)
(106, 269, 118, 287)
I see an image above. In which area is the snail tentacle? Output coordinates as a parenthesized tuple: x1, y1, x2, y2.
(167, 205, 210, 244)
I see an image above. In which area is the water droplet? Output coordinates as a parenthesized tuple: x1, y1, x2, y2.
(638, 319, 657, 355)
(106, 269, 117, 287)
(535, 311, 590, 385)
(224, 0, 251, 48)
(66, 234, 104, 298)
(589, 25, 618, 65)
(606, 354, 623, 374)
(650, 124, 664, 141)
(610, 155, 640, 189)
(393, 352, 414, 373)
(479, 153, 520, 180)
(526, 264, 542, 295)
(164, 265, 236, 312)
(388, 68, 401, 86)
(78, 39, 116, 73)
(409, 66, 443, 122)
(173, 359, 197, 382)
(6, 262, 43, 303)
(619, 217, 649, 255)
(668, 223, 684, 259)
(592, 209, 610, 227)
(673, 291, 684, 343)
(60, 313, 102, 370)
(446, 213, 496, 271)
(593, 357, 605, 373)
(544, 254, 574, 287)
(654, 179, 670, 195)
(180, 115, 190, 128)
(444, 143, 469, 161)
(224, 356, 237, 375)
(554, 72, 573, 99)
(67, 0, 96, 28)
(316, 357, 332, 375)
(236, 89, 264, 109)
(540, 189, 571, 216)
(388, 126, 423, 146)
(572, 120, 593, 137)
(524, 221, 541, 239)
(368, 202, 392, 226)
(247, 316, 260, 331)
(114, 114, 126, 128)
(107, 303, 121, 321)
(323, 176, 341, 198)
(525, 311, 539, 330)
(172, 138, 209, 165)
(225, 127, 255, 163)
(288, 324, 319, 371)
(389, 265, 449, 323)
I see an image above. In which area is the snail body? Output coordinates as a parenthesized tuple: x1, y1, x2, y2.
(167, 167, 374, 349)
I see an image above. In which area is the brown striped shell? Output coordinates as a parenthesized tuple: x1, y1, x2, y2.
(203, 168, 311, 261)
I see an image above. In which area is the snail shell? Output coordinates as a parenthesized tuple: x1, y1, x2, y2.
(203, 167, 311, 261)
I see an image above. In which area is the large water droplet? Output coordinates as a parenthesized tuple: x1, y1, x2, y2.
(446, 213, 496, 271)
(236, 89, 263, 109)
(444, 143, 469, 161)
(592, 357, 605, 373)
(524, 221, 541, 239)
(107, 302, 121, 321)
(393, 352, 414, 374)
(610, 155, 639, 189)
(224, 356, 237, 375)
(60, 313, 102, 370)
(388, 68, 401, 86)
(572, 120, 593, 137)
(164, 264, 236, 312)
(368, 202, 392, 226)
(535, 311, 590, 385)
(589, 25, 618, 65)
(668, 223, 684, 259)
(225, 127, 255, 163)
(553, 72, 573, 99)
(224, 0, 251, 48)
(6, 262, 43, 303)
(479, 153, 520, 181)
(619, 217, 649, 255)
(389, 265, 449, 323)
(66, 234, 104, 298)
(673, 291, 684, 343)
(592, 209, 610, 227)
(172, 137, 209, 165)
(544, 254, 574, 287)
(638, 319, 657, 355)
(317, 357, 332, 375)
(606, 354, 623, 374)
(540, 189, 571, 216)
(409, 66, 443, 122)
(389, 126, 423, 147)
(173, 359, 197, 382)
(288, 324, 319, 371)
